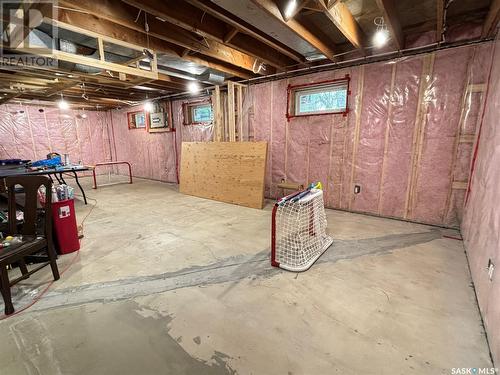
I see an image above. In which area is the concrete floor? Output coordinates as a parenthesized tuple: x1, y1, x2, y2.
(0, 178, 493, 374)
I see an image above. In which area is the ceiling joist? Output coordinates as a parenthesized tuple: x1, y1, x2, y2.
(437, 0, 445, 42)
(185, 0, 305, 63)
(251, 0, 337, 61)
(55, 2, 260, 77)
(375, 0, 404, 50)
(315, 0, 366, 51)
(120, 0, 295, 71)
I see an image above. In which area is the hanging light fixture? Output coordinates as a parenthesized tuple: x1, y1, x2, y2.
(144, 101, 154, 112)
(79, 107, 88, 119)
(57, 93, 69, 110)
(373, 17, 389, 48)
(187, 81, 200, 94)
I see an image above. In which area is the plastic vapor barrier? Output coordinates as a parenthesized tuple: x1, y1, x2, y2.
(0, 104, 114, 176)
(461, 35, 500, 365)
(247, 40, 494, 228)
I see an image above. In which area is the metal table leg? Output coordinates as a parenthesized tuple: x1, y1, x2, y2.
(59, 173, 67, 185)
(54, 173, 62, 184)
(72, 171, 87, 205)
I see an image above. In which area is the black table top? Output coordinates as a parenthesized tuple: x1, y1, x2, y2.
(0, 165, 91, 178)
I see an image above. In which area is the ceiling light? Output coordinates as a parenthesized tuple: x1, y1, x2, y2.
(58, 99, 69, 110)
(305, 53, 327, 62)
(58, 94, 69, 110)
(187, 81, 200, 94)
(373, 17, 389, 48)
(373, 29, 389, 47)
(144, 101, 154, 112)
(284, 0, 297, 19)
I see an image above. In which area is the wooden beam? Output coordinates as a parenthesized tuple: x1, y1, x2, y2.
(227, 81, 236, 142)
(324, 0, 340, 9)
(223, 28, 239, 43)
(54, 4, 264, 76)
(316, 0, 366, 50)
(375, 0, 404, 50)
(55, 1, 254, 78)
(482, 0, 500, 37)
(251, 0, 337, 61)
(120, 0, 293, 71)
(437, 0, 444, 42)
(186, 0, 305, 63)
(0, 93, 22, 104)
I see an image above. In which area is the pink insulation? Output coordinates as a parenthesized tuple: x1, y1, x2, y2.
(249, 42, 494, 227)
(379, 58, 422, 218)
(110, 98, 213, 184)
(0, 104, 113, 176)
(461, 36, 500, 364)
(110, 105, 177, 183)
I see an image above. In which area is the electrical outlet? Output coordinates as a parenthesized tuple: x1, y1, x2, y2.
(354, 185, 361, 194)
(488, 259, 495, 281)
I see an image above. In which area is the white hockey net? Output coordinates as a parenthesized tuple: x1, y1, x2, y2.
(272, 189, 333, 272)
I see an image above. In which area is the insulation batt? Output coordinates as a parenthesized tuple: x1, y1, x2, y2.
(461, 35, 500, 365)
(247, 41, 494, 228)
(0, 105, 114, 176)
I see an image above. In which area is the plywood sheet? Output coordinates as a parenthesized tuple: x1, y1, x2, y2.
(180, 142, 268, 209)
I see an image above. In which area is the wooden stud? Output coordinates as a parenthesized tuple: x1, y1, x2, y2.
(237, 85, 244, 141)
(459, 134, 476, 143)
(377, 63, 397, 215)
(404, 53, 435, 219)
(452, 181, 468, 190)
(436, 0, 444, 43)
(228, 81, 236, 142)
(468, 83, 486, 93)
(348, 66, 365, 210)
(213, 85, 224, 142)
(98, 37, 105, 61)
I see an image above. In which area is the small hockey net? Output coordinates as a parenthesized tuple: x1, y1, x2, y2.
(271, 189, 333, 272)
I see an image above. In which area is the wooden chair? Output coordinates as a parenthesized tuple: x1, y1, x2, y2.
(0, 176, 59, 315)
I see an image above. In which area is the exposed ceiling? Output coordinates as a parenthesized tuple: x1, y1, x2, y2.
(0, 0, 498, 110)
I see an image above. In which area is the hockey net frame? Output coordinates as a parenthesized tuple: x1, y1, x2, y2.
(271, 188, 333, 272)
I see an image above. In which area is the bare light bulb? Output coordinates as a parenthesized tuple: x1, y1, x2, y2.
(187, 81, 200, 94)
(58, 99, 69, 110)
(144, 102, 154, 112)
(373, 29, 389, 48)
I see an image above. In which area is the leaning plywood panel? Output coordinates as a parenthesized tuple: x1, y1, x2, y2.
(179, 142, 268, 209)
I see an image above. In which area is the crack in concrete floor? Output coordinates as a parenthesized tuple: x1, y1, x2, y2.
(7, 229, 444, 314)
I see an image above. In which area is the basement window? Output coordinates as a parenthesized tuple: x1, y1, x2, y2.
(287, 76, 350, 119)
(183, 102, 213, 125)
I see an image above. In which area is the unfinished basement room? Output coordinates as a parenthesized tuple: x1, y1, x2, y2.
(0, 0, 499, 374)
